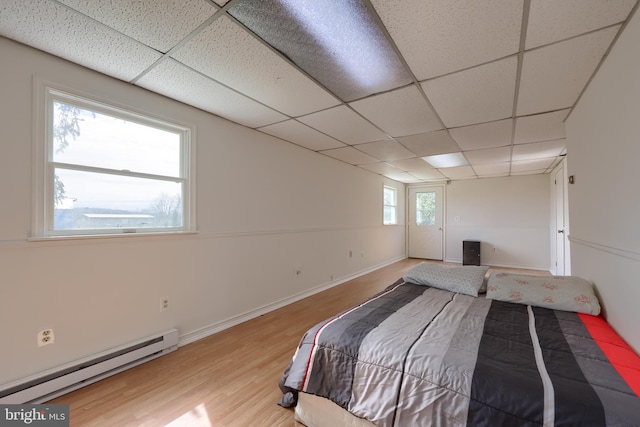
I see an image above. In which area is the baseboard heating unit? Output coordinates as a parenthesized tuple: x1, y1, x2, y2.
(0, 328, 178, 404)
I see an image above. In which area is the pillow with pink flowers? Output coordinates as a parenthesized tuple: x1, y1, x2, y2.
(486, 271, 600, 315)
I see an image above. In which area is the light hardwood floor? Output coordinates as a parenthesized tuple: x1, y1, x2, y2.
(49, 259, 549, 426)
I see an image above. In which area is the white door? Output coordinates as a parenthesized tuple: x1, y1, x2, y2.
(408, 186, 444, 260)
(555, 168, 565, 275)
(554, 168, 566, 276)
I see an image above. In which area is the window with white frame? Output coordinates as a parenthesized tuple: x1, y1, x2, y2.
(383, 186, 397, 225)
(35, 87, 194, 238)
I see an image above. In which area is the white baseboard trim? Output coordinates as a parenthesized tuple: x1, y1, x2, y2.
(445, 258, 550, 272)
(178, 256, 407, 347)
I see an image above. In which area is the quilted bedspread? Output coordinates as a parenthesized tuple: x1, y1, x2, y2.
(279, 279, 640, 426)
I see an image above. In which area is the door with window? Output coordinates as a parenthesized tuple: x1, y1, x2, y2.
(408, 186, 444, 260)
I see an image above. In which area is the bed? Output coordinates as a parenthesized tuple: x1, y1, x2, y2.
(278, 263, 640, 426)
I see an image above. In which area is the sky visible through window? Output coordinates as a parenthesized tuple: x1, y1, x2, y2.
(53, 104, 182, 213)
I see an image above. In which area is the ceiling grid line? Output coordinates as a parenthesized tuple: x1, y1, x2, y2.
(509, 0, 532, 177)
(222, 11, 342, 109)
(129, 6, 230, 85)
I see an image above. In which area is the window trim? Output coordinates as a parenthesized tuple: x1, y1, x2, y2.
(383, 185, 397, 225)
(32, 81, 196, 239)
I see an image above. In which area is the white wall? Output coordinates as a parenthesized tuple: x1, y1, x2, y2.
(565, 10, 640, 353)
(444, 175, 550, 270)
(0, 37, 406, 385)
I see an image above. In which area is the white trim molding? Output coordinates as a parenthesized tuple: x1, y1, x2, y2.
(569, 235, 640, 263)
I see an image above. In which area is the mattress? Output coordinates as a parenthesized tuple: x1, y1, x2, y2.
(279, 277, 640, 426)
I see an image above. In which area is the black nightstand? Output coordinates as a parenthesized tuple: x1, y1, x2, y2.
(463, 241, 481, 266)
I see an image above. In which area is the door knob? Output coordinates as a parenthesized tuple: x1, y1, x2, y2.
(558, 230, 564, 234)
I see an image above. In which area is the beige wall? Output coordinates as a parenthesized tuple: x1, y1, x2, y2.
(443, 175, 550, 270)
(0, 37, 406, 385)
(566, 9, 640, 352)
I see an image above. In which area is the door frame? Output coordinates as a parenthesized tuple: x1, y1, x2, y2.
(406, 184, 446, 260)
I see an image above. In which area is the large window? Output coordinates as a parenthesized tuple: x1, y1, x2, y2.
(383, 186, 397, 225)
(35, 87, 194, 238)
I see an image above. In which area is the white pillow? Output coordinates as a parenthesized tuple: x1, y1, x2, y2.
(403, 263, 489, 297)
(486, 271, 600, 315)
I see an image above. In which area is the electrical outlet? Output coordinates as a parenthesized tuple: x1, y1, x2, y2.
(160, 297, 170, 312)
(37, 329, 55, 347)
(295, 267, 302, 276)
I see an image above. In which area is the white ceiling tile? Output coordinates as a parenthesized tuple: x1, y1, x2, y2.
(514, 109, 569, 144)
(410, 169, 447, 181)
(258, 120, 346, 151)
(298, 106, 388, 145)
(355, 140, 416, 162)
(449, 119, 513, 150)
(397, 130, 461, 157)
(511, 158, 555, 172)
(0, 0, 162, 82)
(349, 86, 443, 137)
(57, 0, 218, 52)
(320, 147, 379, 165)
(517, 26, 619, 116)
(423, 57, 517, 127)
(136, 58, 287, 128)
(474, 163, 511, 176)
(384, 171, 424, 183)
(526, 0, 636, 49)
(371, 0, 522, 79)
(465, 147, 512, 165)
(389, 158, 434, 172)
(441, 166, 477, 179)
(171, 16, 340, 116)
(512, 139, 566, 161)
(358, 162, 404, 175)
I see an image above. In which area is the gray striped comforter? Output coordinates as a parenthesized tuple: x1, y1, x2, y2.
(278, 279, 640, 426)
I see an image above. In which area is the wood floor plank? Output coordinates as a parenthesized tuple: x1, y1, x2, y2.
(49, 259, 548, 426)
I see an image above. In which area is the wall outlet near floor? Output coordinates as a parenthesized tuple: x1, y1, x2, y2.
(37, 329, 55, 347)
(160, 297, 170, 312)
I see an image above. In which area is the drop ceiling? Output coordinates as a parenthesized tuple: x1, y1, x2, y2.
(1, 0, 637, 183)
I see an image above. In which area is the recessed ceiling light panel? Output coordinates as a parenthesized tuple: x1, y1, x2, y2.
(422, 152, 469, 168)
(228, 0, 412, 101)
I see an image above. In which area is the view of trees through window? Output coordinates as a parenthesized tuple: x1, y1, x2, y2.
(383, 186, 397, 225)
(51, 97, 186, 232)
(416, 191, 436, 226)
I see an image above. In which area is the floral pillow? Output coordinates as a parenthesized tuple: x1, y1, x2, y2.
(486, 271, 600, 315)
(403, 263, 489, 297)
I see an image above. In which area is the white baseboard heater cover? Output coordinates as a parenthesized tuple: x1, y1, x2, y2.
(0, 328, 178, 404)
